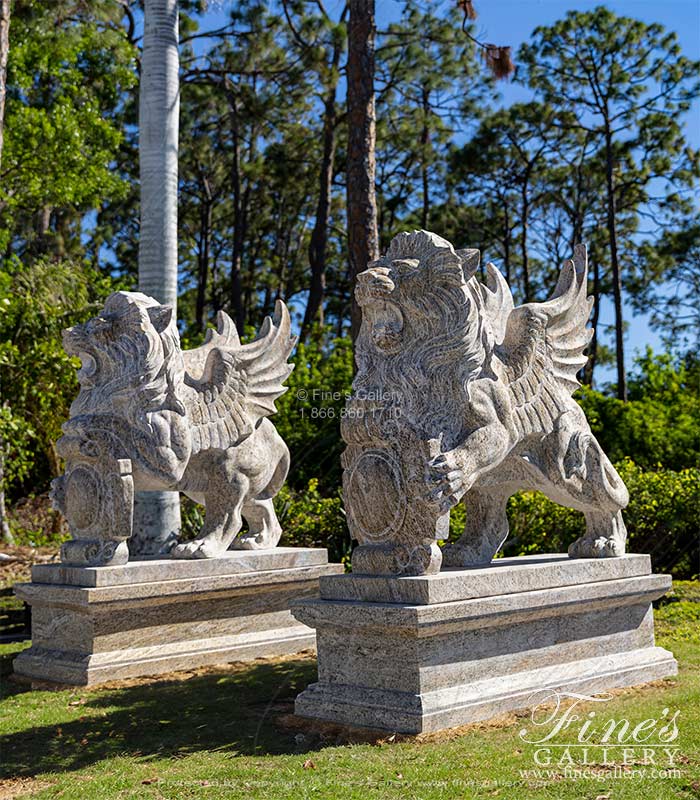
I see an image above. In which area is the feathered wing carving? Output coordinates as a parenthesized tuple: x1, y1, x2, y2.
(494, 244, 593, 437)
(480, 261, 515, 346)
(182, 300, 296, 453)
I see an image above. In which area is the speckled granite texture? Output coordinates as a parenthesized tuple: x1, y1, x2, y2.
(14, 547, 343, 686)
(292, 554, 677, 734)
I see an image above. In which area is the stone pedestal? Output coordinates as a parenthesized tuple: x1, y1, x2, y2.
(291, 554, 677, 734)
(14, 547, 343, 686)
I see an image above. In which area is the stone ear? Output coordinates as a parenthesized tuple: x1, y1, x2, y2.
(147, 305, 173, 334)
(456, 249, 480, 280)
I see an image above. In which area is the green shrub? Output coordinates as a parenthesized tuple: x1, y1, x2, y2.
(276, 478, 351, 566)
(274, 338, 354, 492)
(576, 351, 700, 471)
(7, 493, 70, 547)
(617, 460, 699, 579)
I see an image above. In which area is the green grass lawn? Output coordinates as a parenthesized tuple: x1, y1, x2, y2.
(1, 584, 699, 800)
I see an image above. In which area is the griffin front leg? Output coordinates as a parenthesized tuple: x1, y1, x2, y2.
(442, 485, 511, 567)
(425, 420, 512, 512)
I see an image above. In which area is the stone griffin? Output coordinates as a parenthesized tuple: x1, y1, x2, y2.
(50, 291, 295, 565)
(342, 230, 629, 576)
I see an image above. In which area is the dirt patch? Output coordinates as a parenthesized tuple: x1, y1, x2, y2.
(0, 777, 55, 800)
(0, 545, 59, 588)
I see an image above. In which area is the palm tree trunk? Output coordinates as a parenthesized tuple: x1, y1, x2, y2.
(520, 180, 531, 302)
(132, 0, 181, 556)
(347, 0, 379, 344)
(229, 101, 246, 334)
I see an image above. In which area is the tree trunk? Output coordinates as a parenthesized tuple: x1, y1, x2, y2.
(604, 130, 627, 401)
(520, 176, 531, 302)
(133, 0, 181, 555)
(229, 97, 246, 334)
(503, 199, 511, 285)
(195, 178, 212, 334)
(301, 84, 338, 341)
(0, 0, 10, 170)
(347, 0, 379, 344)
(583, 253, 600, 387)
(420, 86, 430, 230)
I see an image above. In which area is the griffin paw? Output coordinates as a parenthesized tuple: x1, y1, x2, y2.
(568, 535, 624, 559)
(231, 532, 269, 550)
(426, 453, 469, 512)
(171, 539, 222, 559)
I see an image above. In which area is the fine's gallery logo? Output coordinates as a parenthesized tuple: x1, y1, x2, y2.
(519, 690, 681, 770)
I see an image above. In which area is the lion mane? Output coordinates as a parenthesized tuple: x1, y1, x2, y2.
(353, 231, 491, 445)
(66, 292, 185, 426)
(61, 292, 190, 485)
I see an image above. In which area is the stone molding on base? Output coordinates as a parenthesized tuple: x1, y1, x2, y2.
(14, 547, 343, 687)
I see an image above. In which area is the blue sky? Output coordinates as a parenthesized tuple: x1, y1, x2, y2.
(463, 0, 700, 382)
(197, 1, 700, 383)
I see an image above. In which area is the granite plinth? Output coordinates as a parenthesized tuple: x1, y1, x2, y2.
(292, 554, 677, 734)
(14, 547, 343, 686)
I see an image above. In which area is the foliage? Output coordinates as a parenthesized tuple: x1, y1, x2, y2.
(375, 0, 492, 241)
(518, 6, 700, 398)
(5, 493, 69, 547)
(0, 258, 122, 498)
(577, 350, 700, 471)
(274, 335, 354, 492)
(631, 218, 700, 352)
(276, 478, 350, 565)
(490, 460, 699, 579)
(1, 0, 137, 255)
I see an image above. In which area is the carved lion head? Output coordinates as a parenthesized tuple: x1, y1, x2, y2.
(355, 230, 480, 354)
(356, 230, 484, 371)
(65, 292, 183, 419)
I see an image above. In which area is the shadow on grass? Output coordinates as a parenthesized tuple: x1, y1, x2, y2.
(1, 655, 320, 779)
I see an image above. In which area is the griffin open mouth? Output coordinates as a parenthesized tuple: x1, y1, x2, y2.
(366, 300, 404, 352)
(76, 351, 97, 381)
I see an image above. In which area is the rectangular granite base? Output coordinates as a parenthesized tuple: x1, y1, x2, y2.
(291, 554, 677, 734)
(13, 547, 343, 686)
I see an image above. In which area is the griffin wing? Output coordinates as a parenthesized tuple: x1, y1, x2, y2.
(183, 300, 296, 453)
(480, 260, 515, 346)
(495, 244, 593, 436)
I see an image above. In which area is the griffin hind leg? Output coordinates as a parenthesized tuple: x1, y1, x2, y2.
(566, 441, 628, 559)
(569, 509, 627, 559)
(233, 497, 283, 550)
(171, 474, 248, 559)
(520, 410, 629, 559)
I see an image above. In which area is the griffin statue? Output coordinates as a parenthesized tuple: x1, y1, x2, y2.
(51, 292, 295, 565)
(342, 230, 629, 576)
